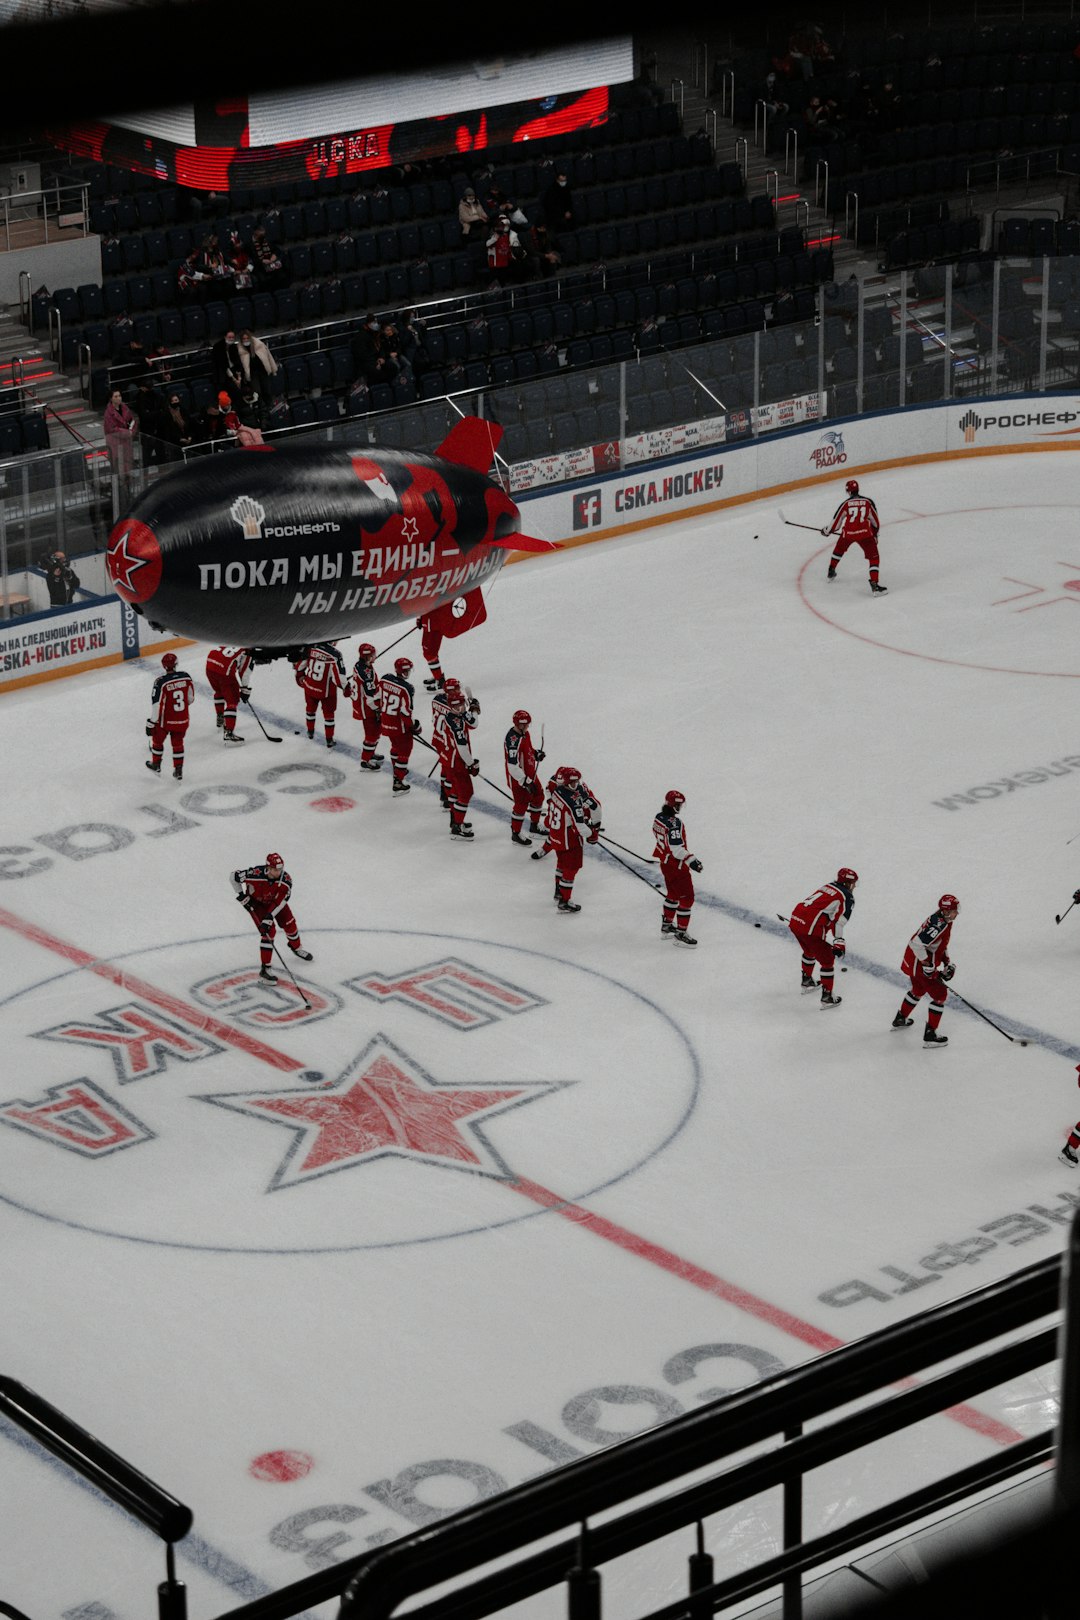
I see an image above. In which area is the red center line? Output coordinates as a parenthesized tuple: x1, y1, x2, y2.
(0, 906, 304, 1074)
(510, 1177, 1025, 1449)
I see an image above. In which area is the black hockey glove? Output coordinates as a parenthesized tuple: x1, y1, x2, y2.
(535, 749, 546, 762)
(468, 697, 481, 714)
(145, 719, 154, 736)
(1073, 890, 1080, 904)
(469, 761, 479, 775)
(236, 892, 255, 911)
(412, 719, 422, 735)
(940, 961, 955, 981)
(240, 685, 251, 701)
(689, 858, 703, 873)
(833, 938, 846, 957)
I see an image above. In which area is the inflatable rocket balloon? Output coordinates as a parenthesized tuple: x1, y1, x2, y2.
(106, 417, 554, 645)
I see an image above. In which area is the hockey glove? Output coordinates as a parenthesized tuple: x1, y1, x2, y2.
(689, 858, 703, 873)
(535, 749, 546, 762)
(412, 719, 422, 735)
(145, 719, 154, 736)
(940, 962, 955, 981)
(469, 761, 479, 775)
(1073, 890, 1080, 904)
(833, 939, 846, 957)
(468, 698, 481, 715)
(587, 829, 600, 844)
(240, 685, 251, 701)
(236, 892, 255, 911)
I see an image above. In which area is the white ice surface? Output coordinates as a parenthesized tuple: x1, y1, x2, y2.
(0, 454, 1076, 1619)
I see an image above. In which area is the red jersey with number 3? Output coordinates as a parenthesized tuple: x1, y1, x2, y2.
(151, 670, 194, 729)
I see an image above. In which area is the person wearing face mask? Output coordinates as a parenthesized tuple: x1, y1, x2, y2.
(457, 187, 488, 240)
(161, 392, 194, 449)
(541, 167, 576, 236)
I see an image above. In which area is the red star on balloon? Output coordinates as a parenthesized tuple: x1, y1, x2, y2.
(106, 519, 162, 603)
(199, 1035, 566, 1191)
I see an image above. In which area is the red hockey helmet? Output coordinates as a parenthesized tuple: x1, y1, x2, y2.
(266, 852, 284, 869)
(836, 867, 859, 887)
(356, 642, 375, 660)
(513, 709, 532, 729)
(161, 652, 178, 670)
(444, 679, 462, 695)
(664, 789, 686, 808)
(938, 893, 960, 915)
(394, 657, 413, 675)
(558, 766, 581, 787)
(846, 479, 859, 495)
(449, 691, 467, 710)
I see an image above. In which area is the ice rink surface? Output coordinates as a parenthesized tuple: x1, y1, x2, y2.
(1, 451, 1077, 1618)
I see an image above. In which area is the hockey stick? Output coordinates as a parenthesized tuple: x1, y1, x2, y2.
(777, 509, 825, 534)
(375, 624, 419, 660)
(945, 984, 1027, 1045)
(599, 832, 657, 864)
(1056, 898, 1077, 925)
(270, 938, 312, 1009)
(242, 696, 282, 742)
(599, 842, 663, 893)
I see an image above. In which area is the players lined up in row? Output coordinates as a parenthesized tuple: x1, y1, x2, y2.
(145, 643, 704, 943)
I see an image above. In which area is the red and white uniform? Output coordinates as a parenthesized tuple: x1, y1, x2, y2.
(897, 909, 955, 1030)
(504, 724, 544, 837)
(147, 666, 194, 769)
(418, 614, 445, 687)
(653, 806, 696, 931)
(542, 778, 600, 906)
(827, 491, 881, 583)
(350, 656, 383, 764)
(441, 710, 477, 829)
(205, 645, 252, 735)
(231, 863, 302, 968)
(380, 670, 416, 784)
(789, 881, 849, 996)
(299, 644, 347, 744)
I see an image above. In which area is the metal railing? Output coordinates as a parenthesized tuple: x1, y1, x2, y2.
(0, 180, 90, 251)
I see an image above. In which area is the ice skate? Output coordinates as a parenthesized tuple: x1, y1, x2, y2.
(1061, 1144, 1079, 1167)
(172, 766, 183, 780)
(673, 929, 698, 946)
(891, 1013, 914, 1029)
(392, 778, 410, 793)
(258, 965, 277, 984)
(326, 738, 336, 750)
(661, 921, 675, 940)
(215, 713, 224, 729)
(827, 566, 837, 580)
(360, 759, 382, 771)
(423, 678, 440, 692)
(449, 822, 474, 839)
(800, 973, 817, 993)
(557, 899, 581, 914)
(923, 1026, 948, 1046)
(223, 731, 245, 745)
(820, 991, 843, 1008)
(870, 582, 888, 595)
(511, 832, 533, 846)
(145, 759, 161, 773)
(290, 946, 313, 961)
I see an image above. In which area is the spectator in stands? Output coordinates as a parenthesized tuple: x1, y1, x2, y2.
(527, 221, 561, 279)
(134, 376, 169, 464)
(161, 392, 195, 450)
(251, 227, 287, 290)
(104, 388, 139, 483)
(43, 551, 80, 606)
(486, 215, 526, 285)
(112, 338, 151, 390)
(177, 249, 206, 301)
(398, 309, 426, 361)
(212, 330, 243, 399)
(350, 313, 381, 381)
(220, 391, 265, 447)
(345, 375, 371, 418)
(541, 168, 576, 236)
(458, 187, 488, 240)
(485, 184, 528, 230)
(381, 321, 407, 381)
(199, 233, 231, 288)
(228, 230, 255, 292)
(198, 398, 229, 449)
(237, 329, 278, 416)
(804, 96, 839, 143)
(762, 71, 790, 119)
(788, 23, 834, 78)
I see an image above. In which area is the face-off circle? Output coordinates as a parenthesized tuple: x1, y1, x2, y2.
(0, 929, 699, 1254)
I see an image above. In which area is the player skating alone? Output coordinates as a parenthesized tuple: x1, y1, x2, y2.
(532, 767, 601, 913)
(788, 868, 858, 1007)
(417, 612, 445, 692)
(350, 643, 385, 770)
(891, 894, 959, 1046)
(146, 652, 194, 780)
(380, 656, 421, 792)
(653, 789, 703, 946)
(505, 710, 546, 846)
(231, 852, 313, 984)
(823, 479, 886, 594)
(298, 642, 347, 748)
(205, 645, 253, 743)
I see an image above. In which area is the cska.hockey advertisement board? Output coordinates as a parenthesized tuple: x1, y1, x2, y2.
(106, 420, 553, 646)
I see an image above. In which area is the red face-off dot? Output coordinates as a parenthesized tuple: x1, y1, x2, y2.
(1064, 580, 1080, 592)
(309, 797, 356, 812)
(106, 517, 162, 604)
(249, 1450, 314, 1482)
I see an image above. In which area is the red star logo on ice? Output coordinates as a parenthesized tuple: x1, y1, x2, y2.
(198, 1035, 566, 1191)
(106, 519, 162, 604)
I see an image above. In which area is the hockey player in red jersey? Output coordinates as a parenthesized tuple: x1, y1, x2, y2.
(146, 652, 194, 780)
(891, 894, 959, 1046)
(1059, 1066, 1080, 1166)
(788, 868, 858, 1007)
(205, 645, 253, 743)
(532, 767, 600, 913)
(441, 691, 479, 839)
(653, 789, 703, 946)
(350, 643, 385, 770)
(504, 710, 545, 846)
(417, 613, 445, 693)
(298, 642, 347, 748)
(231, 852, 313, 983)
(380, 656, 421, 792)
(823, 479, 886, 594)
